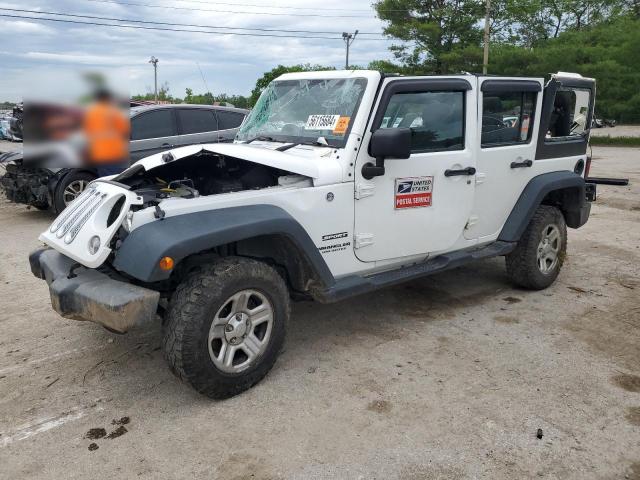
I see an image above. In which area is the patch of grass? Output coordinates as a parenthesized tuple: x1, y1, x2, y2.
(590, 135, 640, 146)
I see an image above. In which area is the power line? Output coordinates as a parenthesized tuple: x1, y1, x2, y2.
(0, 7, 386, 36)
(173, 0, 374, 11)
(166, 0, 410, 13)
(0, 12, 391, 40)
(83, 0, 375, 18)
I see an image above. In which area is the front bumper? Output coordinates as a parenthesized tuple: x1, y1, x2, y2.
(29, 248, 160, 333)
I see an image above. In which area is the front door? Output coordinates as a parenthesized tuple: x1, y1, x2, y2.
(354, 77, 478, 262)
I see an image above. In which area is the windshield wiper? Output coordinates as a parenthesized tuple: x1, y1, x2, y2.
(243, 135, 276, 144)
(275, 138, 333, 152)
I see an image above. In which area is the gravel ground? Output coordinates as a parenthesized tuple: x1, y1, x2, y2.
(0, 139, 21, 153)
(591, 125, 640, 137)
(0, 146, 638, 479)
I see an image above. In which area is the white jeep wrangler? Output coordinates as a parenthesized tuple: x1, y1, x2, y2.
(30, 70, 597, 398)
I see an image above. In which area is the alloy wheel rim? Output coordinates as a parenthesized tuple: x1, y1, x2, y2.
(537, 224, 561, 274)
(207, 289, 274, 373)
(63, 180, 87, 205)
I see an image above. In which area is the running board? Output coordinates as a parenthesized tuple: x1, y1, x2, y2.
(315, 241, 516, 303)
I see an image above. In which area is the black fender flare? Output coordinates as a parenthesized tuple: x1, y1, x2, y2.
(112, 205, 335, 286)
(498, 171, 588, 243)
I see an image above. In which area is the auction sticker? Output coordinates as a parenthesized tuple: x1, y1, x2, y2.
(395, 176, 433, 209)
(332, 116, 350, 135)
(305, 114, 340, 130)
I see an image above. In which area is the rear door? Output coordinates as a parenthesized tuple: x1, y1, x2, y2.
(129, 109, 179, 162)
(215, 110, 246, 142)
(353, 77, 477, 262)
(534, 74, 596, 160)
(464, 78, 543, 240)
(174, 108, 220, 147)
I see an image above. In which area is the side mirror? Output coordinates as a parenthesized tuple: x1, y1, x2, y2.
(363, 128, 411, 179)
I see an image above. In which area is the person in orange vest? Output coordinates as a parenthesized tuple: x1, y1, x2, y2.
(83, 88, 130, 177)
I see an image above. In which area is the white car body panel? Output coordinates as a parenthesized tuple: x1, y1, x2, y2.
(353, 75, 479, 263)
(38, 181, 142, 268)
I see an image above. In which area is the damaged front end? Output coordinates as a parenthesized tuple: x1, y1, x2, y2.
(114, 147, 313, 206)
(1, 157, 53, 208)
(31, 143, 324, 332)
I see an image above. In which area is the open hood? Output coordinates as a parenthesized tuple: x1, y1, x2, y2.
(125, 142, 343, 186)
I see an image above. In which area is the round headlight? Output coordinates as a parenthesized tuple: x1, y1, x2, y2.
(88, 235, 101, 255)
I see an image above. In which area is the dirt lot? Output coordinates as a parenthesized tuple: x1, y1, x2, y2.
(590, 125, 640, 137)
(0, 139, 21, 153)
(0, 146, 638, 479)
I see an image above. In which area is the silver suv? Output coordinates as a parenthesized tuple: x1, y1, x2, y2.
(0, 104, 249, 213)
(130, 104, 248, 162)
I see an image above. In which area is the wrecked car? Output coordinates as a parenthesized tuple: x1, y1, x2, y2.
(30, 70, 596, 398)
(1, 104, 247, 213)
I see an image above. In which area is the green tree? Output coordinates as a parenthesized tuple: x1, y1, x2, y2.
(249, 64, 335, 106)
(491, 15, 640, 122)
(374, 0, 485, 74)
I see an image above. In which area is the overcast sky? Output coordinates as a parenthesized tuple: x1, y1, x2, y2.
(0, 0, 396, 102)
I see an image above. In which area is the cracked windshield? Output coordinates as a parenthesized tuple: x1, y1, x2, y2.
(236, 77, 368, 147)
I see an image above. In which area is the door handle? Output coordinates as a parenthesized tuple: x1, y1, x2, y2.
(510, 159, 533, 168)
(444, 167, 476, 177)
(161, 143, 173, 148)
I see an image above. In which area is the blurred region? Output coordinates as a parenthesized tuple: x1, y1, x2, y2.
(22, 71, 129, 172)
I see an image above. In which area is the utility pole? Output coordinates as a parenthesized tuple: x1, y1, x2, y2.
(149, 56, 159, 103)
(342, 30, 358, 70)
(482, 0, 491, 75)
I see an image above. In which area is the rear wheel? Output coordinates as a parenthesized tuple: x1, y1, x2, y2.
(506, 205, 567, 290)
(163, 257, 289, 399)
(53, 171, 96, 214)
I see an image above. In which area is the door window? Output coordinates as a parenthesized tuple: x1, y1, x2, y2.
(217, 111, 245, 130)
(546, 88, 591, 139)
(177, 109, 218, 134)
(131, 110, 176, 140)
(481, 91, 536, 147)
(379, 91, 464, 153)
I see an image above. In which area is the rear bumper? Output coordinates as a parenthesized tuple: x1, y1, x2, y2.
(29, 248, 160, 333)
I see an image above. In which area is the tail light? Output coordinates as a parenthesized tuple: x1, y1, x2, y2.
(585, 155, 592, 178)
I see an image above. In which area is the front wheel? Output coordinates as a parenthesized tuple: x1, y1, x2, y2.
(163, 257, 289, 399)
(506, 205, 567, 290)
(53, 170, 96, 214)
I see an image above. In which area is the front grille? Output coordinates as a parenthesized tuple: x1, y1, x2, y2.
(49, 186, 107, 244)
(64, 194, 106, 244)
(50, 186, 97, 234)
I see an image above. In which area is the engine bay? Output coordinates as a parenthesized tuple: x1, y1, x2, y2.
(115, 151, 307, 206)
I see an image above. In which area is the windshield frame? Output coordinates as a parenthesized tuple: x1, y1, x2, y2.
(236, 77, 369, 148)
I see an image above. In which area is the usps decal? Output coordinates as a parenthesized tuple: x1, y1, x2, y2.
(394, 177, 434, 209)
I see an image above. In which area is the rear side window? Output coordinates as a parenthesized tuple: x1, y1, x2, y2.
(177, 109, 218, 134)
(131, 110, 175, 140)
(379, 91, 465, 153)
(546, 88, 591, 139)
(217, 111, 245, 130)
(481, 91, 536, 147)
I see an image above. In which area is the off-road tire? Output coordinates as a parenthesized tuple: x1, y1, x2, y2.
(162, 257, 289, 399)
(53, 171, 96, 214)
(506, 205, 567, 290)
